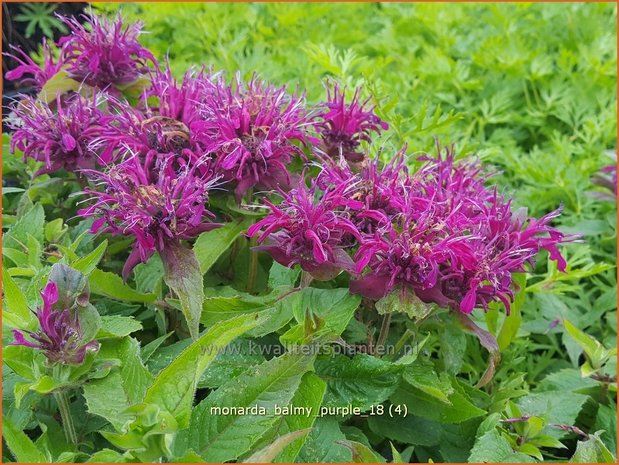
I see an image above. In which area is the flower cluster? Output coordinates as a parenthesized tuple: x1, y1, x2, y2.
(6, 13, 574, 316)
(12, 282, 99, 365)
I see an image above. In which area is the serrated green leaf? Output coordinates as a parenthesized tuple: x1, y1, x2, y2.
(144, 312, 261, 427)
(2, 415, 48, 463)
(244, 429, 311, 463)
(316, 354, 403, 410)
(97, 316, 143, 338)
(178, 351, 315, 461)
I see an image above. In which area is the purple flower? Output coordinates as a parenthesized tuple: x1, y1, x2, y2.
(198, 73, 314, 198)
(8, 93, 106, 175)
(58, 13, 155, 89)
(79, 153, 219, 279)
(247, 178, 362, 280)
(591, 163, 617, 201)
(318, 149, 411, 235)
(143, 64, 218, 126)
(314, 83, 388, 165)
(4, 39, 65, 90)
(350, 148, 574, 314)
(11, 282, 99, 365)
(93, 100, 211, 171)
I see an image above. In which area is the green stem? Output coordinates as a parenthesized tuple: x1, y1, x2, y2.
(54, 391, 77, 446)
(247, 235, 258, 294)
(375, 313, 392, 356)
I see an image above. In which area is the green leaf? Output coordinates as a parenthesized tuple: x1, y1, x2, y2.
(86, 449, 128, 463)
(2, 415, 48, 463)
(72, 240, 108, 275)
(199, 338, 266, 389)
(273, 372, 327, 463)
(375, 286, 435, 320)
(144, 312, 260, 427)
(160, 241, 203, 340)
(337, 440, 386, 463)
(179, 351, 315, 461)
(2, 266, 37, 330)
(97, 316, 143, 338)
(402, 359, 453, 404)
(469, 429, 535, 463)
(194, 219, 252, 274)
(285, 287, 362, 339)
(4, 203, 45, 250)
(570, 432, 616, 463)
(368, 414, 442, 447)
(564, 319, 610, 370)
(37, 69, 81, 102)
(517, 391, 590, 439)
(497, 273, 526, 350)
(83, 338, 154, 430)
(393, 377, 486, 423)
(297, 418, 352, 462)
(316, 354, 403, 410)
(89, 269, 156, 303)
(244, 429, 312, 463)
(83, 370, 137, 430)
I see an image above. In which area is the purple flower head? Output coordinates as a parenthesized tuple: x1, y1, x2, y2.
(8, 93, 105, 175)
(314, 83, 388, 165)
(4, 39, 65, 90)
(198, 73, 314, 199)
(248, 178, 363, 280)
(58, 13, 155, 89)
(350, 147, 575, 315)
(144, 64, 219, 126)
(79, 153, 220, 279)
(93, 99, 210, 170)
(319, 149, 412, 235)
(11, 282, 99, 365)
(350, 209, 459, 306)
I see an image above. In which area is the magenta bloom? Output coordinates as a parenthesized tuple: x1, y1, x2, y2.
(314, 83, 388, 164)
(8, 93, 105, 175)
(248, 179, 362, 280)
(143, 64, 218, 126)
(4, 39, 65, 90)
(350, 149, 574, 314)
(79, 154, 219, 279)
(58, 13, 155, 89)
(93, 101, 210, 171)
(198, 74, 314, 198)
(318, 150, 411, 235)
(12, 282, 99, 365)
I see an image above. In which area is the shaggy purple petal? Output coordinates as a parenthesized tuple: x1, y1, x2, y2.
(197, 73, 315, 198)
(4, 39, 65, 90)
